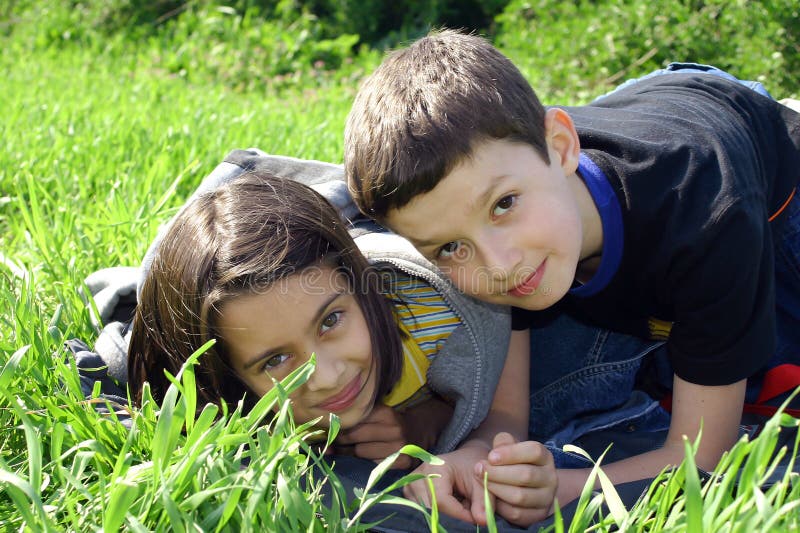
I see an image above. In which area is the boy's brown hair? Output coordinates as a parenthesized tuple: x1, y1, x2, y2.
(345, 29, 549, 220)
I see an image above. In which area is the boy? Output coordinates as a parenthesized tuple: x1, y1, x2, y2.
(344, 30, 800, 516)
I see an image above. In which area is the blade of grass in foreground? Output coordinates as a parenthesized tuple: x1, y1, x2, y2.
(346, 445, 442, 530)
(483, 471, 498, 532)
(680, 434, 703, 532)
(0, 401, 58, 531)
(562, 444, 624, 531)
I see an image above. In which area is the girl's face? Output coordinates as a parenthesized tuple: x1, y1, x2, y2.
(218, 266, 378, 429)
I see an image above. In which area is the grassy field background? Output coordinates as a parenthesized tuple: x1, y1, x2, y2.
(2, 0, 800, 530)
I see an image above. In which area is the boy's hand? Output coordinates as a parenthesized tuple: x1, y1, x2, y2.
(476, 432, 557, 526)
(403, 445, 493, 524)
(334, 404, 415, 468)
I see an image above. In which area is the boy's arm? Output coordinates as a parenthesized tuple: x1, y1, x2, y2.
(555, 375, 746, 505)
(462, 328, 531, 446)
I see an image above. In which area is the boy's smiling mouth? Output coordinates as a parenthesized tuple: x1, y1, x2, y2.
(508, 259, 547, 297)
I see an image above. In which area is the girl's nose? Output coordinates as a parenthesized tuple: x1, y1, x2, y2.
(305, 351, 345, 392)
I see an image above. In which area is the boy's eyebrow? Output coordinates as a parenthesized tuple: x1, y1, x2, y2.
(407, 236, 439, 248)
(408, 174, 511, 249)
(241, 291, 343, 370)
(468, 174, 510, 213)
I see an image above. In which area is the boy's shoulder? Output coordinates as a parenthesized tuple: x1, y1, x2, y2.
(571, 71, 798, 138)
(588, 70, 769, 106)
(563, 72, 799, 206)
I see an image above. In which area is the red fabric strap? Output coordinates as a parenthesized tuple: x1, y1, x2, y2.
(754, 364, 800, 404)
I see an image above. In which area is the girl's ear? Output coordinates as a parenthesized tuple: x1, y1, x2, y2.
(544, 108, 581, 175)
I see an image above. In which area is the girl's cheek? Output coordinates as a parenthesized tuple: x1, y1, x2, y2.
(247, 376, 277, 398)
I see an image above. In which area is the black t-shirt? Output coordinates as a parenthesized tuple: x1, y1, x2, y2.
(514, 74, 800, 386)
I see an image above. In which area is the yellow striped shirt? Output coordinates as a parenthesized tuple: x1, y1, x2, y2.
(381, 273, 461, 408)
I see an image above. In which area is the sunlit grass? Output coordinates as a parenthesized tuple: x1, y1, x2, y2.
(2, 2, 800, 530)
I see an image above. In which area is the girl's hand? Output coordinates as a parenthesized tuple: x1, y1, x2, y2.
(334, 404, 415, 468)
(403, 445, 492, 525)
(333, 397, 453, 469)
(476, 432, 557, 526)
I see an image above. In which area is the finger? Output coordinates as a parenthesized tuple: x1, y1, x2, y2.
(329, 444, 356, 457)
(492, 431, 517, 449)
(337, 423, 404, 445)
(355, 404, 396, 425)
(404, 478, 475, 524)
(478, 461, 557, 489)
(380, 454, 413, 470)
(486, 481, 555, 509)
(469, 475, 493, 526)
(369, 404, 397, 420)
(353, 441, 404, 461)
(494, 499, 551, 527)
(403, 480, 431, 507)
(488, 440, 553, 467)
(438, 492, 476, 524)
(338, 418, 403, 438)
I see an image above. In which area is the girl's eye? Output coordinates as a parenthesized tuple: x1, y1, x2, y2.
(320, 311, 341, 333)
(492, 195, 516, 217)
(437, 241, 461, 260)
(263, 353, 291, 371)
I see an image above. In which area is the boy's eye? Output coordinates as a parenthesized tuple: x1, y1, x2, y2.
(437, 241, 461, 259)
(263, 353, 291, 371)
(320, 311, 341, 332)
(492, 195, 516, 217)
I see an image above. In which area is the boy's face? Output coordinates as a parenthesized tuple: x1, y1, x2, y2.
(385, 136, 585, 310)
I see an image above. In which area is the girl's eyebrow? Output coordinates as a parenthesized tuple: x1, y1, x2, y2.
(241, 291, 344, 370)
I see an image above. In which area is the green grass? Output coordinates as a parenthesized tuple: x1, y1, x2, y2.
(2, 1, 800, 530)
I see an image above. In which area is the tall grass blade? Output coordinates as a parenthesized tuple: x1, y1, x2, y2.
(104, 480, 140, 532)
(0, 344, 29, 390)
(681, 437, 703, 532)
(483, 470, 498, 532)
(0, 469, 46, 529)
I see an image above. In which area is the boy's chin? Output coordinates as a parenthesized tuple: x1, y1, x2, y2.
(507, 299, 553, 311)
(497, 288, 566, 310)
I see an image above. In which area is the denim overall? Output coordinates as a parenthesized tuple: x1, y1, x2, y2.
(531, 63, 800, 468)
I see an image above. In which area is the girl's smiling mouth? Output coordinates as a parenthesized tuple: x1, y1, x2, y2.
(316, 374, 363, 412)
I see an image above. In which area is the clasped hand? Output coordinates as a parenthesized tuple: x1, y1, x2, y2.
(331, 406, 557, 527)
(403, 433, 557, 527)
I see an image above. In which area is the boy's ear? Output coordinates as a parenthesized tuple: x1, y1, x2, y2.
(544, 108, 580, 175)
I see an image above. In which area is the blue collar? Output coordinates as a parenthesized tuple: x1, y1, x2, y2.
(569, 153, 624, 297)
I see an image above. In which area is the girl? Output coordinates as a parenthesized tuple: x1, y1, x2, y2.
(129, 172, 454, 448)
(128, 168, 557, 525)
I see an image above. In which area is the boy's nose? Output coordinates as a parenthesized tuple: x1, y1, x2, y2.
(479, 236, 522, 281)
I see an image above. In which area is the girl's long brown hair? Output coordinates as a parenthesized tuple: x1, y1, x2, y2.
(128, 172, 403, 412)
